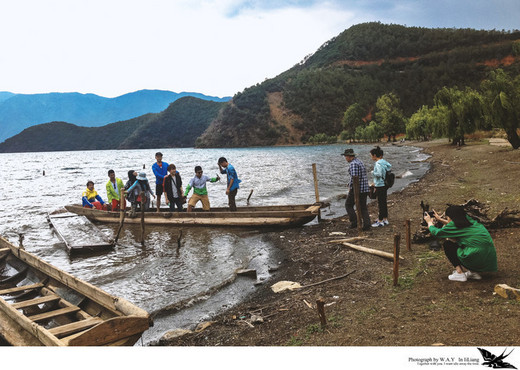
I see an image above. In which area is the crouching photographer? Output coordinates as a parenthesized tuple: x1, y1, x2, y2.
(424, 205, 497, 282)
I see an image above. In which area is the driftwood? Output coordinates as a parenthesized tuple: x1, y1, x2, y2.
(328, 237, 365, 244)
(413, 199, 520, 244)
(340, 242, 404, 261)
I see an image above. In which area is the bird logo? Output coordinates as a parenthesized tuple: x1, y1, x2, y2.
(477, 348, 516, 369)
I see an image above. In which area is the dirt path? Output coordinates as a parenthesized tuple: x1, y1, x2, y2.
(159, 139, 520, 346)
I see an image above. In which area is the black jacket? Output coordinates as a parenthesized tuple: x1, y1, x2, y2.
(163, 172, 183, 201)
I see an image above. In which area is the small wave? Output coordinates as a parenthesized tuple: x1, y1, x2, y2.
(400, 170, 413, 178)
(411, 153, 431, 162)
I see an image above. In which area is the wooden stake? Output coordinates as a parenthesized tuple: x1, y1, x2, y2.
(353, 176, 362, 232)
(247, 189, 254, 205)
(312, 163, 320, 202)
(316, 298, 327, 329)
(393, 233, 401, 286)
(405, 219, 411, 251)
(140, 192, 145, 246)
(312, 163, 321, 222)
(114, 188, 127, 244)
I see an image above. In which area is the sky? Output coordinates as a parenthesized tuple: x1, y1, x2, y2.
(0, 0, 519, 98)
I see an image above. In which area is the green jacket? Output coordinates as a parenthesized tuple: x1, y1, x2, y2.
(429, 216, 497, 272)
(106, 178, 124, 202)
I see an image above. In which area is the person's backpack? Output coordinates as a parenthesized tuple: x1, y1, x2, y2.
(384, 169, 395, 188)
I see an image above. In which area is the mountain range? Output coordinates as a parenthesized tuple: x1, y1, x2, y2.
(0, 89, 230, 142)
(2, 22, 520, 152)
(0, 97, 225, 152)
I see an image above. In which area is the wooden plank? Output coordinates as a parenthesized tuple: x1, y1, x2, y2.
(0, 283, 43, 295)
(341, 242, 405, 261)
(28, 306, 81, 322)
(48, 317, 103, 337)
(0, 307, 44, 346)
(63, 316, 150, 346)
(0, 296, 64, 346)
(11, 294, 60, 309)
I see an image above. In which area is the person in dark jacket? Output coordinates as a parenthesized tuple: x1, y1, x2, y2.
(163, 164, 185, 212)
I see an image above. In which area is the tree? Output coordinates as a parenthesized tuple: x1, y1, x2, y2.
(480, 69, 520, 149)
(375, 93, 406, 141)
(433, 86, 483, 146)
(342, 103, 366, 142)
(406, 105, 432, 141)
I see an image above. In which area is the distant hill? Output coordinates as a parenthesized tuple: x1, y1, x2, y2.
(0, 89, 231, 142)
(196, 22, 520, 147)
(0, 97, 226, 152)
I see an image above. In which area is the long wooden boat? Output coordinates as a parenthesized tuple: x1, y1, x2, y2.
(47, 209, 114, 254)
(65, 202, 325, 227)
(0, 236, 152, 346)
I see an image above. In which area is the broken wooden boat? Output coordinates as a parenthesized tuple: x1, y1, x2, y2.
(0, 236, 152, 346)
(65, 202, 325, 227)
(47, 209, 114, 254)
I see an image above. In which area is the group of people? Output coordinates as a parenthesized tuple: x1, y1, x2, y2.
(343, 145, 497, 283)
(81, 152, 241, 214)
(342, 146, 392, 230)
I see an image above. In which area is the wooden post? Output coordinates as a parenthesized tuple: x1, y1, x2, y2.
(247, 189, 254, 205)
(316, 298, 327, 329)
(140, 191, 145, 246)
(353, 176, 362, 232)
(312, 163, 321, 222)
(393, 233, 401, 287)
(405, 219, 411, 251)
(114, 188, 126, 244)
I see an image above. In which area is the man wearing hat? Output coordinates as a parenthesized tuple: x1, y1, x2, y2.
(342, 148, 371, 230)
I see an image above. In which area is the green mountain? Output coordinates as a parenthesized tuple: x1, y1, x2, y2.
(196, 22, 520, 147)
(0, 97, 225, 153)
(0, 89, 230, 142)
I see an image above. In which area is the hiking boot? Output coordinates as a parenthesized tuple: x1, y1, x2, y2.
(371, 221, 384, 228)
(465, 271, 482, 280)
(448, 271, 467, 282)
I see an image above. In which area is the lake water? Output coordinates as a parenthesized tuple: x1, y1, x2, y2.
(0, 143, 429, 344)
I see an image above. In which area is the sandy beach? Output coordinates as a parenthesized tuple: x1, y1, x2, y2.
(158, 138, 520, 346)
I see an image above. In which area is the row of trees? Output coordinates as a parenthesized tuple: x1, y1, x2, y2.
(407, 69, 520, 149)
(339, 69, 520, 149)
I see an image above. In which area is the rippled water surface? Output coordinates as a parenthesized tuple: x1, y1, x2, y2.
(0, 144, 429, 344)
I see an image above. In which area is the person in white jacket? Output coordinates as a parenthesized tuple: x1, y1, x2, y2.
(370, 146, 392, 227)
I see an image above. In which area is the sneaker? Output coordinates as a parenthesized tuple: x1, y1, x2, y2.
(465, 271, 482, 280)
(371, 221, 384, 227)
(383, 220, 389, 225)
(448, 271, 467, 282)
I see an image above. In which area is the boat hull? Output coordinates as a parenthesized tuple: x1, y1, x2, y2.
(65, 203, 323, 227)
(0, 237, 151, 346)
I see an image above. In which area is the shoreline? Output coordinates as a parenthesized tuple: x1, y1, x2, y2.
(158, 139, 520, 346)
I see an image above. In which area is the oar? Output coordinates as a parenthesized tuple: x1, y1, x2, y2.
(114, 189, 126, 244)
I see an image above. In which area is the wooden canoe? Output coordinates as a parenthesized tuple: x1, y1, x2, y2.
(47, 209, 114, 254)
(65, 202, 325, 227)
(0, 236, 152, 346)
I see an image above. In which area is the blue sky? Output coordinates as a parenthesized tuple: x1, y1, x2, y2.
(0, 0, 518, 98)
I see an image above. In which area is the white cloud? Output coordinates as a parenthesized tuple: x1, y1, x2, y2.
(0, 0, 518, 98)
